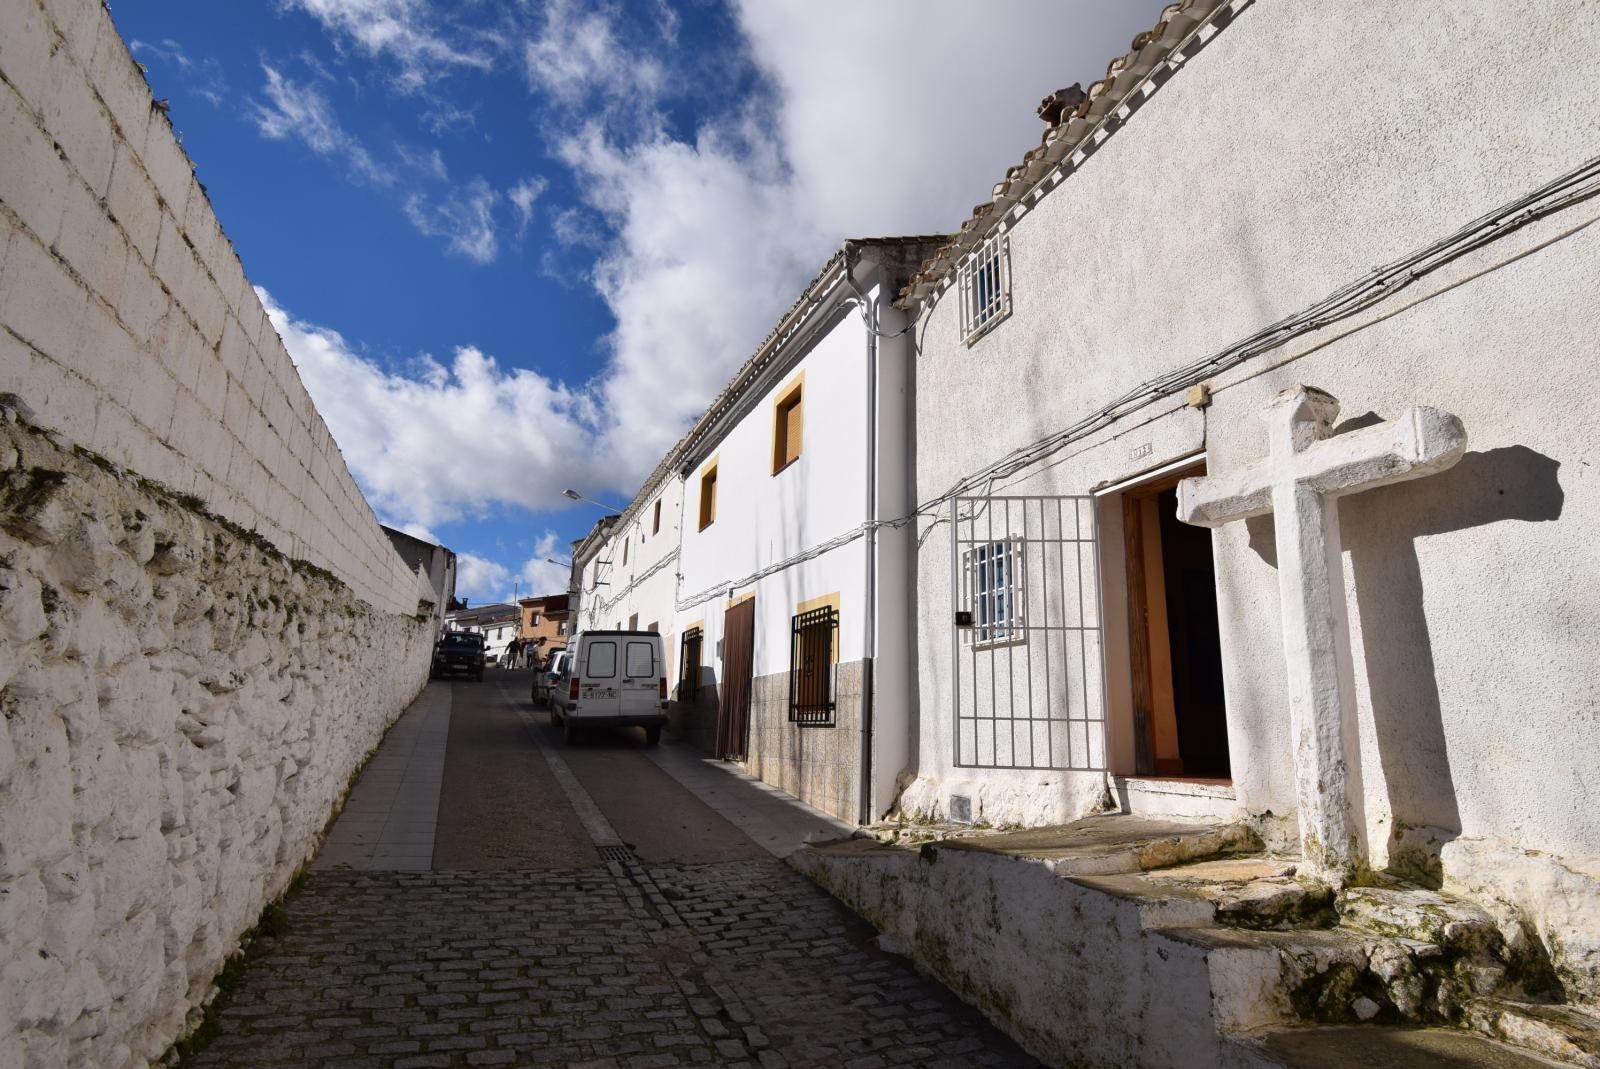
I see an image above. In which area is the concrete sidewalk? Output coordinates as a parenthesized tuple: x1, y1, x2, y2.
(312, 682, 451, 871)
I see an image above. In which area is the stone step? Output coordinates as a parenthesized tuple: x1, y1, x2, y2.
(1070, 856, 1337, 932)
(1467, 1000, 1600, 1068)
(1224, 1025, 1576, 1068)
(930, 813, 1264, 877)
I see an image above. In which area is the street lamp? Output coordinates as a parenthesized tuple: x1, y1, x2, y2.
(546, 556, 572, 567)
(562, 488, 622, 515)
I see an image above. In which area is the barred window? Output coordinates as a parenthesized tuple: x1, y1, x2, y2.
(958, 233, 1011, 344)
(789, 606, 837, 725)
(964, 540, 1025, 644)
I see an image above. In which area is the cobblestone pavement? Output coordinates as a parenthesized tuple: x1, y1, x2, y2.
(188, 677, 1042, 1067)
(193, 859, 1039, 1068)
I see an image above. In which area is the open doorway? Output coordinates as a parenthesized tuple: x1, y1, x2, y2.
(1121, 466, 1230, 780)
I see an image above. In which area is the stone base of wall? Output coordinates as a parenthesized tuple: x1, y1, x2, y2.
(0, 414, 433, 1068)
(742, 660, 865, 824)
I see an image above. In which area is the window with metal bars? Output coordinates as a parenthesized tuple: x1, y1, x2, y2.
(958, 233, 1011, 344)
(789, 606, 837, 725)
(963, 540, 1025, 645)
(679, 626, 702, 701)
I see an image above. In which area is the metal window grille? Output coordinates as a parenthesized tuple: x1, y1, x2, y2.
(678, 627, 702, 700)
(952, 496, 1105, 770)
(958, 233, 1011, 344)
(963, 540, 1025, 645)
(789, 606, 837, 725)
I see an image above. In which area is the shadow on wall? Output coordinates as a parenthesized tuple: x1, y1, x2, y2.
(1246, 440, 1563, 884)
(669, 667, 721, 754)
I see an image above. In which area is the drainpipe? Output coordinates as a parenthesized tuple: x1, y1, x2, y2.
(844, 246, 878, 827)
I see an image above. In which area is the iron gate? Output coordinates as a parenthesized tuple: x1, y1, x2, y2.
(952, 495, 1106, 770)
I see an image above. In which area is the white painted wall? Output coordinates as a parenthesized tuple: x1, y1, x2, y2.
(577, 474, 683, 670)
(906, 0, 1600, 993)
(0, 3, 443, 1062)
(675, 300, 872, 676)
(0, 421, 436, 1068)
(0, 0, 425, 616)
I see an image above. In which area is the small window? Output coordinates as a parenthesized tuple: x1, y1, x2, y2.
(628, 612, 639, 630)
(698, 464, 718, 530)
(585, 641, 617, 678)
(622, 539, 629, 565)
(625, 641, 656, 677)
(646, 621, 658, 633)
(772, 380, 803, 473)
(964, 540, 1025, 644)
(789, 606, 838, 725)
(532, 614, 541, 626)
(652, 500, 662, 535)
(558, 622, 567, 635)
(958, 233, 1011, 344)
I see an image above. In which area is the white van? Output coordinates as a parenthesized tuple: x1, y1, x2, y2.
(549, 630, 667, 746)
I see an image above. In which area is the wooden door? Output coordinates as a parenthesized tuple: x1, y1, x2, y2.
(717, 597, 756, 761)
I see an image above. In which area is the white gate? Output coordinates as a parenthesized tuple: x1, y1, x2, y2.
(951, 495, 1106, 770)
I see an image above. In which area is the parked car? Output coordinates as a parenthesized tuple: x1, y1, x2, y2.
(548, 630, 667, 746)
(531, 650, 571, 707)
(431, 631, 487, 680)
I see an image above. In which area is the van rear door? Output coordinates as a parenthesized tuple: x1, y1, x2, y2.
(576, 638, 620, 717)
(619, 637, 661, 719)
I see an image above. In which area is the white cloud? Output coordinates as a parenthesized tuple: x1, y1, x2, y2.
(455, 553, 510, 604)
(403, 176, 503, 262)
(523, 0, 665, 108)
(281, 0, 493, 92)
(261, 287, 609, 529)
(454, 538, 570, 604)
(259, 1, 1163, 583)
(542, 0, 1160, 482)
(509, 175, 550, 238)
(252, 64, 393, 184)
(516, 532, 573, 597)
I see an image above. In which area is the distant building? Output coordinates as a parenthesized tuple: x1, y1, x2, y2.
(380, 526, 456, 629)
(518, 593, 571, 663)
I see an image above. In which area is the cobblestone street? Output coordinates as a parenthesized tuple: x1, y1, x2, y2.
(188, 676, 1040, 1068)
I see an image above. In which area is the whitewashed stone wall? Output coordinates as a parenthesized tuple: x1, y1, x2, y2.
(0, 1, 443, 1064)
(0, 416, 435, 1067)
(0, 0, 422, 616)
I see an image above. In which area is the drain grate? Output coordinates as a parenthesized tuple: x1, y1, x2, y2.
(597, 845, 633, 863)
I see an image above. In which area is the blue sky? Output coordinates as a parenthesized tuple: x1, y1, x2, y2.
(113, 0, 1158, 605)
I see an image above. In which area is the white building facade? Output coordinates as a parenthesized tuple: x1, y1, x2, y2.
(896, 0, 1600, 999)
(669, 239, 942, 823)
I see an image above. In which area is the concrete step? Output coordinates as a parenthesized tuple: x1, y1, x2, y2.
(1467, 1000, 1600, 1068)
(1224, 1025, 1576, 1068)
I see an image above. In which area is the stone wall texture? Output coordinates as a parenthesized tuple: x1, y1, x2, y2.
(0, 419, 436, 1067)
(0, 0, 426, 616)
(0, 0, 442, 1064)
(743, 660, 865, 824)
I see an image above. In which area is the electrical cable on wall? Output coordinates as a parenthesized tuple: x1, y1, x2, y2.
(672, 151, 1600, 603)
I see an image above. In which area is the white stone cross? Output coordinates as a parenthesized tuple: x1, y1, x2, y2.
(1177, 386, 1467, 881)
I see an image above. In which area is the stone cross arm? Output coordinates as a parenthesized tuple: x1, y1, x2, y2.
(1170, 385, 1467, 881)
(1179, 399, 1468, 528)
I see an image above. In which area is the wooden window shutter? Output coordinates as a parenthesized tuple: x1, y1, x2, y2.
(784, 391, 803, 467)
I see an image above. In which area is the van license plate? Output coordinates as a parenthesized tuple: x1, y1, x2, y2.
(583, 687, 616, 699)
